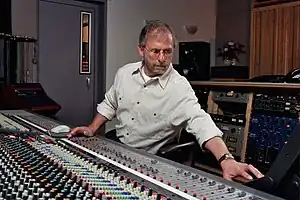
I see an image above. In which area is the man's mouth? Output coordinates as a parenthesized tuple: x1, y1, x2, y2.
(155, 65, 166, 69)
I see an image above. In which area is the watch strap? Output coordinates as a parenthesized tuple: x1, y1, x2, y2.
(218, 153, 235, 164)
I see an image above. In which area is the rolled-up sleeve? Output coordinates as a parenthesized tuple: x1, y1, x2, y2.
(170, 79, 223, 149)
(96, 70, 120, 120)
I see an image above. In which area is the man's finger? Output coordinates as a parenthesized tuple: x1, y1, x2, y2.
(223, 173, 232, 181)
(240, 170, 253, 180)
(67, 128, 78, 138)
(247, 164, 264, 178)
(70, 129, 76, 134)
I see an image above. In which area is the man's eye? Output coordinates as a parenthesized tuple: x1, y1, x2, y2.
(164, 49, 172, 54)
(151, 49, 173, 54)
(152, 49, 161, 54)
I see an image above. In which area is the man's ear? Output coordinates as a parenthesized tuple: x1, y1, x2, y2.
(137, 45, 144, 57)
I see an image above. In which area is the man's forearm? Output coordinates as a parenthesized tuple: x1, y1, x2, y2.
(204, 136, 231, 161)
(88, 113, 108, 133)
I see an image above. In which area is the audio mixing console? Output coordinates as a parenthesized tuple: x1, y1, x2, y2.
(0, 110, 283, 200)
(0, 109, 62, 130)
(246, 93, 300, 172)
(0, 113, 30, 132)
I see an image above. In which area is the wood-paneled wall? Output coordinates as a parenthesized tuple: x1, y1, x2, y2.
(250, 1, 300, 78)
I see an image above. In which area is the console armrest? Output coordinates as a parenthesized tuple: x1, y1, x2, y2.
(158, 141, 196, 155)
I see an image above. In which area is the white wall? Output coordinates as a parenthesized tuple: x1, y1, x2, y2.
(105, 0, 217, 130)
(106, 0, 217, 88)
(11, 0, 38, 39)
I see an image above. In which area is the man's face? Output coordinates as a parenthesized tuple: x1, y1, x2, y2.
(138, 31, 174, 77)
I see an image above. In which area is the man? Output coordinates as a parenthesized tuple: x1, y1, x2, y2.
(68, 20, 263, 181)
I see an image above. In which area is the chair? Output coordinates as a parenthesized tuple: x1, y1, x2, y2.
(105, 129, 197, 166)
(157, 129, 197, 166)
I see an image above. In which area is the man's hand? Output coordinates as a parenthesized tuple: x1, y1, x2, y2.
(67, 126, 95, 138)
(67, 114, 107, 138)
(220, 159, 264, 181)
(203, 137, 264, 181)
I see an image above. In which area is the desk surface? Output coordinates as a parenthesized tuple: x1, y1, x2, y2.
(190, 81, 300, 89)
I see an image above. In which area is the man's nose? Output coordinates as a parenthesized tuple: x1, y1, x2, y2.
(157, 52, 166, 61)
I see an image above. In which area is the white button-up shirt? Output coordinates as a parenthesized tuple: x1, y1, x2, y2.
(97, 61, 223, 154)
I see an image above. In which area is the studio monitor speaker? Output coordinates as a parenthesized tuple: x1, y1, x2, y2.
(178, 41, 210, 81)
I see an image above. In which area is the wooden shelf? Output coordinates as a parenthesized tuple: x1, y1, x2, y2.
(253, 0, 282, 8)
(252, 0, 300, 8)
(190, 81, 300, 89)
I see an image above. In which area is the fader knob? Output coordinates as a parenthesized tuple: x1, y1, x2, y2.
(227, 187, 236, 193)
(218, 184, 226, 190)
(148, 188, 153, 196)
(151, 159, 157, 164)
(156, 194, 162, 200)
(238, 191, 246, 197)
(140, 185, 145, 192)
(208, 181, 216, 186)
(114, 172, 119, 177)
(184, 171, 191, 176)
(192, 174, 199, 179)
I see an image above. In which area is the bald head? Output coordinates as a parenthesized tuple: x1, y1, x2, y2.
(138, 20, 176, 48)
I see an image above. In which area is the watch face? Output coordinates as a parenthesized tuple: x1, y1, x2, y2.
(226, 154, 234, 159)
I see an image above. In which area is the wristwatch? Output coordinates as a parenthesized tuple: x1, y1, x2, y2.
(218, 153, 235, 164)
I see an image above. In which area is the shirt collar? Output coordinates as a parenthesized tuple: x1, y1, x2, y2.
(132, 62, 173, 89)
